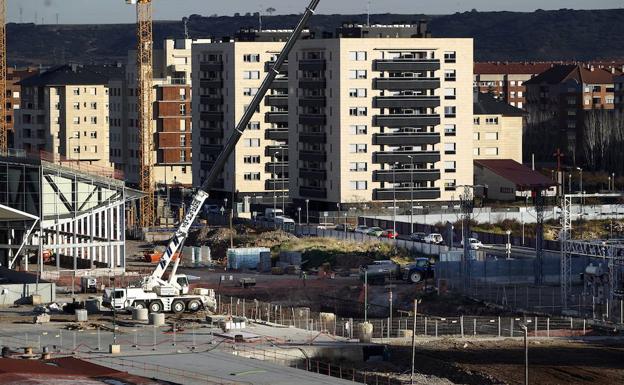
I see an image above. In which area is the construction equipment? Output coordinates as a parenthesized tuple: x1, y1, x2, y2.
(105, 0, 320, 314)
(127, 0, 155, 228)
(0, 0, 6, 153)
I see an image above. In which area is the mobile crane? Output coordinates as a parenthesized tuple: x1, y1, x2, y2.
(103, 0, 321, 313)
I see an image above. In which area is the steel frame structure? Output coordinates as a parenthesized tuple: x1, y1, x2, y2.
(0, 0, 6, 153)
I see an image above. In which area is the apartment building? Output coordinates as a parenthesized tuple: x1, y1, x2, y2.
(15, 65, 122, 170)
(288, 24, 474, 209)
(5, 68, 38, 148)
(473, 93, 525, 163)
(192, 30, 305, 201)
(524, 64, 621, 162)
(615, 74, 624, 113)
(113, 38, 210, 188)
(474, 62, 553, 109)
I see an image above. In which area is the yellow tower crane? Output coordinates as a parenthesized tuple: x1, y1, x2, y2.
(0, 0, 7, 153)
(127, 0, 155, 227)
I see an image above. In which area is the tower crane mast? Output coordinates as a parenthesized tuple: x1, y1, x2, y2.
(0, 0, 7, 153)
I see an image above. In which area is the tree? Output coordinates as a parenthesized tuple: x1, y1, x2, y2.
(266, 7, 276, 16)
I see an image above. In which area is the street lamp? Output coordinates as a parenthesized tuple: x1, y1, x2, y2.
(506, 229, 512, 260)
(568, 173, 572, 193)
(305, 199, 309, 225)
(337, 203, 341, 236)
(281, 148, 286, 213)
(608, 175, 612, 192)
(408, 155, 415, 235)
(392, 162, 398, 235)
(612, 173, 616, 191)
(297, 207, 301, 225)
(273, 152, 279, 220)
(519, 323, 529, 385)
(576, 167, 583, 194)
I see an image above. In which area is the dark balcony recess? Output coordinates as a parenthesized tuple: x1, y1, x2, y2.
(299, 150, 327, 162)
(299, 168, 327, 180)
(200, 63, 223, 72)
(373, 169, 441, 183)
(299, 187, 327, 199)
(299, 59, 327, 71)
(264, 95, 289, 107)
(265, 129, 289, 141)
(373, 151, 440, 164)
(299, 79, 326, 89)
(299, 114, 327, 125)
(299, 132, 327, 143)
(373, 188, 441, 201)
(373, 115, 440, 127)
(299, 96, 327, 108)
(373, 133, 440, 146)
(373, 78, 440, 91)
(372, 59, 440, 72)
(373, 96, 440, 109)
(265, 112, 289, 124)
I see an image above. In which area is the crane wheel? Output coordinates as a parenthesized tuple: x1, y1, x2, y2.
(149, 300, 163, 313)
(133, 301, 146, 310)
(410, 272, 423, 284)
(172, 300, 186, 314)
(187, 299, 201, 312)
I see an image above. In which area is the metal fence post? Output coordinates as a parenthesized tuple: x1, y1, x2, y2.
(435, 320, 438, 337)
(473, 318, 477, 336)
(547, 318, 550, 337)
(498, 317, 501, 337)
(424, 317, 428, 336)
(460, 316, 464, 338)
(510, 318, 514, 337)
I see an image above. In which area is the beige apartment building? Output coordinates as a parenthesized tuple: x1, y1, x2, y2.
(15, 65, 122, 171)
(192, 30, 301, 202)
(288, 24, 474, 209)
(473, 92, 525, 163)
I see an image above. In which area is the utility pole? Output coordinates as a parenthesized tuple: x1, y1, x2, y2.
(459, 186, 475, 290)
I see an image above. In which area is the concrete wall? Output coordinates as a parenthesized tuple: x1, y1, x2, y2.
(0, 283, 56, 306)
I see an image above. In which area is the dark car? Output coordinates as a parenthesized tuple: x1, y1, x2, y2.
(360, 260, 400, 285)
(335, 224, 355, 232)
(410, 232, 426, 242)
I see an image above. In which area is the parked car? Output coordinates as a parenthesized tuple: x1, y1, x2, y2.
(402, 258, 435, 283)
(461, 238, 484, 250)
(366, 227, 384, 237)
(381, 229, 399, 239)
(360, 260, 400, 284)
(354, 225, 370, 234)
(424, 233, 444, 244)
(409, 232, 426, 242)
(335, 224, 355, 232)
(316, 222, 335, 230)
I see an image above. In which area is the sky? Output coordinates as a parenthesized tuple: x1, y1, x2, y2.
(7, 0, 623, 24)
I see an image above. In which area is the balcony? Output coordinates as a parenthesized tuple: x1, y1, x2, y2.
(372, 59, 440, 72)
(265, 129, 289, 141)
(299, 96, 326, 107)
(200, 112, 224, 121)
(264, 95, 289, 107)
(299, 59, 327, 71)
(264, 61, 289, 73)
(201, 128, 223, 138)
(373, 96, 440, 109)
(200, 95, 224, 105)
(265, 162, 288, 173)
(265, 112, 289, 124)
(373, 114, 440, 127)
(200, 79, 223, 88)
(299, 150, 327, 162)
(299, 114, 327, 125)
(373, 188, 441, 201)
(200, 145, 223, 155)
(373, 78, 440, 91)
(372, 133, 440, 146)
(265, 146, 287, 157)
(299, 168, 327, 180)
(266, 179, 289, 191)
(200, 62, 223, 72)
(271, 78, 289, 89)
(299, 79, 326, 89)
(299, 186, 327, 199)
(373, 169, 441, 183)
(299, 132, 327, 143)
(373, 151, 440, 164)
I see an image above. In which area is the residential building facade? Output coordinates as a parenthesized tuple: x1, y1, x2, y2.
(6, 68, 38, 148)
(288, 25, 474, 209)
(473, 92, 525, 163)
(616, 74, 624, 113)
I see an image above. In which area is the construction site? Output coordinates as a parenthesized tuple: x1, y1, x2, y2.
(0, 0, 623, 384)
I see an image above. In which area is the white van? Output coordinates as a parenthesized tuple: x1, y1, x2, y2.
(424, 233, 444, 244)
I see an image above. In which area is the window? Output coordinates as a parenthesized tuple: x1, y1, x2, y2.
(510, 81, 516, 86)
(243, 54, 260, 62)
(500, 187, 515, 194)
(485, 132, 499, 140)
(444, 124, 456, 136)
(517, 102, 523, 109)
(350, 181, 368, 190)
(244, 155, 261, 164)
(90, 117, 97, 124)
(180, 104, 187, 115)
(485, 117, 499, 125)
(349, 107, 367, 116)
(90, 102, 97, 109)
(348, 70, 367, 79)
(243, 88, 258, 96)
(444, 88, 456, 100)
(244, 138, 260, 147)
(444, 69, 456, 81)
(180, 120, 186, 131)
(180, 150, 187, 162)
(349, 125, 367, 135)
(73, 88, 80, 96)
(349, 88, 367, 98)
(444, 179, 457, 191)
(73, 131, 80, 138)
(73, 102, 80, 110)
(473, 148, 480, 156)
(180, 134, 186, 146)
(444, 51, 456, 63)
(485, 147, 499, 156)
(444, 161, 456, 172)
(606, 97, 614, 104)
(349, 162, 367, 171)
(473, 132, 480, 140)
(349, 144, 367, 153)
(244, 172, 261, 181)
(72, 146, 80, 153)
(243, 71, 260, 79)
(180, 88, 187, 100)
(444, 106, 456, 118)
(91, 145, 98, 153)
(90, 132, 97, 139)
(247, 121, 260, 130)
(474, 117, 480, 125)
(517, 91, 523, 97)
(73, 117, 80, 125)
(444, 143, 456, 155)
(349, 51, 367, 61)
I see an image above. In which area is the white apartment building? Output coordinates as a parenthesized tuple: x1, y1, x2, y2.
(15, 65, 122, 172)
(288, 24, 474, 209)
(192, 30, 301, 202)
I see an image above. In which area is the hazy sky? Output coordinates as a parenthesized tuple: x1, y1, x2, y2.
(8, 0, 623, 24)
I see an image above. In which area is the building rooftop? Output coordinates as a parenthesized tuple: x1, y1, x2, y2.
(474, 62, 555, 75)
(474, 93, 526, 117)
(474, 159, 555, 189)
(524, 64, 622, 85)
(19, 64, 124, 87)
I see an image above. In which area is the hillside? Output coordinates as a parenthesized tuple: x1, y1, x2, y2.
(7, 8, 624, 66)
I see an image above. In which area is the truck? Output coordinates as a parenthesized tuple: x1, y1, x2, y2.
(274, 216, 295, 232)
(401, 258, 435, 284)
(103, 1, 320, 314)
(265, 208, 284, 221)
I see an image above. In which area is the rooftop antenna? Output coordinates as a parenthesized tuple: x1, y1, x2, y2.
(183, 17, 189, 39)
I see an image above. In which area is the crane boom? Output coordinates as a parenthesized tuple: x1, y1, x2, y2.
(144, 0, 320, 290)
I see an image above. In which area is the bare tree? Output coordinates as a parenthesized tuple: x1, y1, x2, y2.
(266, 7, 276, 15)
